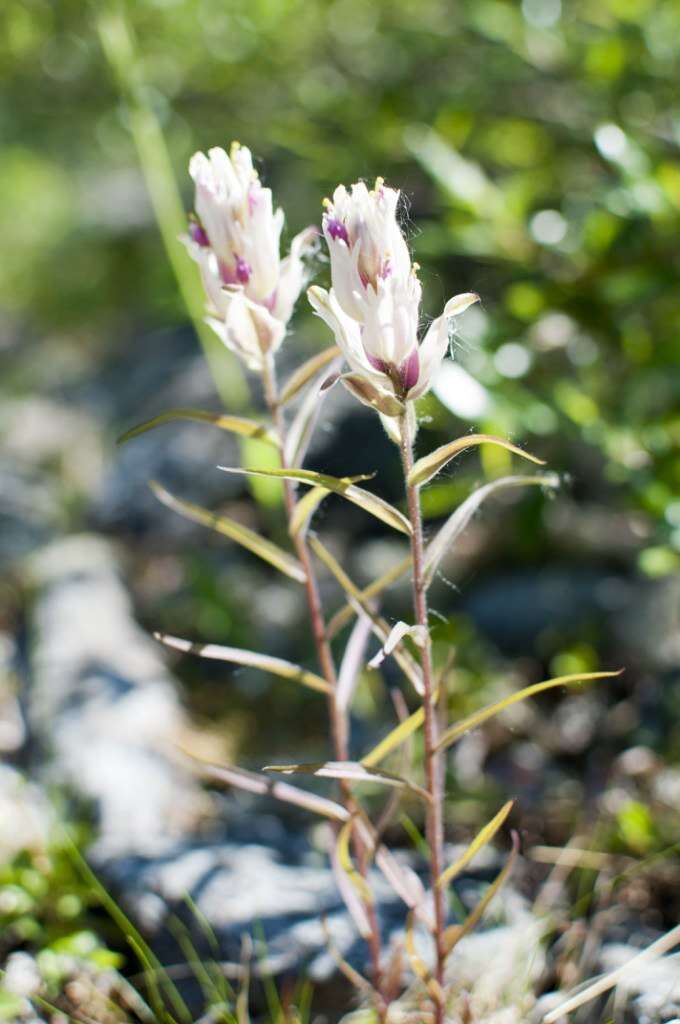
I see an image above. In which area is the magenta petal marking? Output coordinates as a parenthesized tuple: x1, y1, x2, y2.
(235, 256, 252, 284)
(326, 217, 350, 245)
(218, 260, 238, 285)
(400, 349, 420, 391)
(189, 219, 210, 247)
(365, 351, 390, 375)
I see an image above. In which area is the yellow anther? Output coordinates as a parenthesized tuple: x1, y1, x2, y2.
(322, 197, 331, 208)
(375, 176, 385, 189)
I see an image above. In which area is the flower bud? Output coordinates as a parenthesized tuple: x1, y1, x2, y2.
(184, 142, 316, 371)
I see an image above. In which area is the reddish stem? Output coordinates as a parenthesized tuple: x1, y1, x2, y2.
(399, 411, 447, 1024)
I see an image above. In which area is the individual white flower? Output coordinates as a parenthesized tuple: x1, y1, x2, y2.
(184, 142, 316, 371)
(310, 177, 479, 413)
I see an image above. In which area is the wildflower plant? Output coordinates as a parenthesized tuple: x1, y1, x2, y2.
(120, 143, 619, 1023)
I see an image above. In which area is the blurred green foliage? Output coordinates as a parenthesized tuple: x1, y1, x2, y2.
(2, 0, 679, 570)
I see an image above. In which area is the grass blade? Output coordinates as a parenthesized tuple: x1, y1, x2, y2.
(156, 632, 330, 695)
(437, 801, 514, 890)
(408, 434, 545, 488)
(219, 466, 411, 535)
(118, 409, 278, 447)
(437, 671, 623, 753)
(150, 480, 306, 583)
(443, 831, 520, 957)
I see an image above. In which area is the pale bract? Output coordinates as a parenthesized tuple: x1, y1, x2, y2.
(184, 142, 316, 371)
(310, 178, 479, 413)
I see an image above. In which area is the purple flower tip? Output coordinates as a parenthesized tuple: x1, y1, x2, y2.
(326, 217, 350, 245)
(189, 219, 210, 247)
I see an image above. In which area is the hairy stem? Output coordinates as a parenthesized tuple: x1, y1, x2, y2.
(399, 410, 447, 1023)
(261, 353, 385, 1010)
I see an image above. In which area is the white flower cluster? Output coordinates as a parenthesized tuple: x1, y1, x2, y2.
(186, 145, 478, 411)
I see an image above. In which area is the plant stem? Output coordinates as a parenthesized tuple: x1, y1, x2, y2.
(261, 353, 385, 1011)
(399, 410, 447, 1023)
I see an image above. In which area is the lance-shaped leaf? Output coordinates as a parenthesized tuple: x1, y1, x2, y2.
(263, 761, 431, 803)
(424, 473, 560, 586)
(309, 537, 423, 694)
(337, 818, 373, 904)
(437, 671, 623, 753)
(279, 345, 341, 406)
(408, 434, 545, 488)
(118, 409, 278, 447)
(444, 832, 520, 957)
(353, 817, 429, 917)
(219, 466, 411, 535)
(437, 801, 514, 890)
(329, 833, 373, 941)
(284, 361, 342, 466)
(290, 475, 374, 539)
(150, 481, 306, 583)
(336, 613, 373, 714)
(368, 621, 428, 669)
(361, 707, 425, 768)
(405, 912, 444, 1004)
(155, 631, 330, 695)
(327, 555, 412, 639)
(194, 757, 349, 822)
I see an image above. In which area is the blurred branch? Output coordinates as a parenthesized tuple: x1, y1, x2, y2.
(96, 5, 248, 409)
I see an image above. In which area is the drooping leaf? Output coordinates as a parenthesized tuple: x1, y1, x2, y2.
(155, 631, 330, 694)
(150, 481, 306, 583)
(309, 536, 423, 693)
(437, 671, 623, 753)
(424, 473, 560, 586)
(437, 801, 514, 890)
(368, 621, 428, 669)
(327, 555, 412, 639)
(118, 409, 277, 447)
(263, 760, 431, 802)
(219, 466, 411, 535)
(444, 832, 520, 957)
(353, 817, 428, 916)
(408, 433, 545, 488)
(279, 345, 341, 406)
(361, 707, 425, 768)
(194, 757, 349, 822)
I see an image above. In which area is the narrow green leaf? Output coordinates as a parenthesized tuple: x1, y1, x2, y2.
(194, 757, 350, 822)
(309, 536, 423, 694)
(443, 832, 520, 957)
(424, 473, 559, 586)
(437, 671, 623, 752)
(264, 760, 431, 802)
(438, 801, 514, 889)
(156, 631, 330, 694)
(279, 345, 341, 406)
(219, 466, 412, 535)
(118, 409, 278, 446)
(150, 480, 305, 583)
(361, 708, 425, 768)
(408, 433, 545, 488)
(327, 555, 412, 638)
(290, 485, 330, 537)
